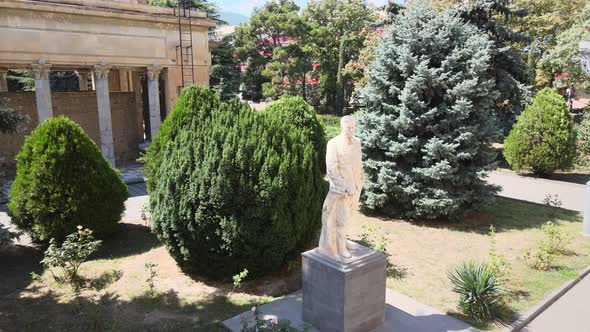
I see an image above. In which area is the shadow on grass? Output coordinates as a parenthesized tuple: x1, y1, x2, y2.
(0, 244, 43, 296)
(89, 269, 124, 291)
(92, 222, 161, 260)
(447, 300, 520, 331)
(404, 197, 581, 235)
(0, 279, 270, 332)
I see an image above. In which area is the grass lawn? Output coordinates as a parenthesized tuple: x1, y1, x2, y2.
(2, 196, 589, 331)
(0, 213, 297, 331)
(348, 197, 590, 330)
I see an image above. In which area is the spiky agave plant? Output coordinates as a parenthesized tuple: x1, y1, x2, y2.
(448, 261, 503, 321)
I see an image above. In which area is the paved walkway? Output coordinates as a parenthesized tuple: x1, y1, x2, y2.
(487, 171, 586, 212)
(223, 289, 479, 332)
(0, 183, 148, 247)
(521, 272, 590, 332)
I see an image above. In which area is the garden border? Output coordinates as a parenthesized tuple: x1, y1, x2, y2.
(505, 265, 590, 332)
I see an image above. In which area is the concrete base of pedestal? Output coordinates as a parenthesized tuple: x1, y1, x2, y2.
(221, 289, 480, 332)
(302, 244, 387, 332)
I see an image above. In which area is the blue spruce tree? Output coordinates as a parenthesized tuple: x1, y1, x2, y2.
(357, 6, 500, 220)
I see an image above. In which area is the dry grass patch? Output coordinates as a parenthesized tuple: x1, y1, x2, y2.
(0, 218, 300, 332)
(349, 197, 590, 330)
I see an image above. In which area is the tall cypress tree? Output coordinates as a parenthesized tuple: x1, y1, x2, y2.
(357, 6, 500, 220)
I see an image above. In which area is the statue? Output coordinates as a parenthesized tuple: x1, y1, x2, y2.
(318, 115, 364, 262)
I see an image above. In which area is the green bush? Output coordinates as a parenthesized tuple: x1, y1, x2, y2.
(143, 85, 221, 193)
(264, 96, 326, 170)
(503, 88, 576, 176)
(524, 221, 572, 270)
(357, 6, 500, 220)
(448, 261, 503, 321)
(148, 86, 326, 279)
(41, 226, 102, 285)
(8, 116, 127, 242)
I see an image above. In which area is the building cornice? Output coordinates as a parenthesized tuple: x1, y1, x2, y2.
(0, 0, 217, 28)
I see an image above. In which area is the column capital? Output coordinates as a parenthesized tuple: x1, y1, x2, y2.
(147, 65, 162, 81)
(75, 69, 91, 76)
(93, 62, 112, 80)
(31, 60, 51, 80)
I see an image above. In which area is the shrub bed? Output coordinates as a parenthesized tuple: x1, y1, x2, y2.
(147, 87, 326, 279)
(8, 116, 127, 242)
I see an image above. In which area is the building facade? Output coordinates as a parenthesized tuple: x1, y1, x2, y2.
(0, 0, 215, 166)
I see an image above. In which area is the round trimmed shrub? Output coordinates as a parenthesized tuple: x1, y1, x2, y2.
(8, 116, 127, 242)
(503, 88, 576, 176)
(148, 86, 325, 279)
(264, 96, 327, 171)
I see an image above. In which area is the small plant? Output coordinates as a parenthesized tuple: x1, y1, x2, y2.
(41, 226, 102, 287)
(240, 306, 311, 332)
(543, 194, 563, 209)
(541, 221, 571, 255)
(523, 221, 572, 270)
(486, 225, 510, 282)
(448, 261, 503, 321)
(360, 225, 388, 254)
(231, 269, 249, 294)
(523, 247, 555, 271)
(144, 262, 158, 296)
(140, 203, 151, 227)
(359, 224, 407, 279)
(29, 271, 41, 281)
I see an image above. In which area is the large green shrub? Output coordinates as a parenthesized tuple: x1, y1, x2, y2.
(357, 6, 500, 220)
(8, 116, 127, 242)
(503, 88, 576, 176)
(143, 85, 221, 193)
(264, 95, 326, 170)
(148, 86, 325, 279)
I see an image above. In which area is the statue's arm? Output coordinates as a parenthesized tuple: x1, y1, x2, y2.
(326, 141, 353, 195)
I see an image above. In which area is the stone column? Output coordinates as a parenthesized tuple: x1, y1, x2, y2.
(93, 62, 116, 166)
(147, 65, 162, 139)
(0, 69, 8, 92)
(75, 70, 90, 91)
(31, 60, 53, 123)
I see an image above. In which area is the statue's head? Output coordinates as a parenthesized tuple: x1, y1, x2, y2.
(340, 115, 355, 140)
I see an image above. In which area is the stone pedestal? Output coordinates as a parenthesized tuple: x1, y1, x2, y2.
(302, 242, 387, 332)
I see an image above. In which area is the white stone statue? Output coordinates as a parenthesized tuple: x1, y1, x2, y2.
(318, 115, 364, 262)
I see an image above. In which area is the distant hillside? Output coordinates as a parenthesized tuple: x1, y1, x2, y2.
(219, 11, 249, 25)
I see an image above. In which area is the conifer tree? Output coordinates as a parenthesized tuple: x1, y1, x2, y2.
(457, 0, 531, 135)
(357, 6, 500, 220)
(147, 87, 325, 279)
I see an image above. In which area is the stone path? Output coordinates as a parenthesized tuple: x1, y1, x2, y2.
(0, 183, 148, 247)
(1, 163, 146, 203)
(487, 171, 586, 212)
(521, 272, 590, 332)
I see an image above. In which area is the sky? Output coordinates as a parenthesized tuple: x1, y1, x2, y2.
(212, 0, 392, 17)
